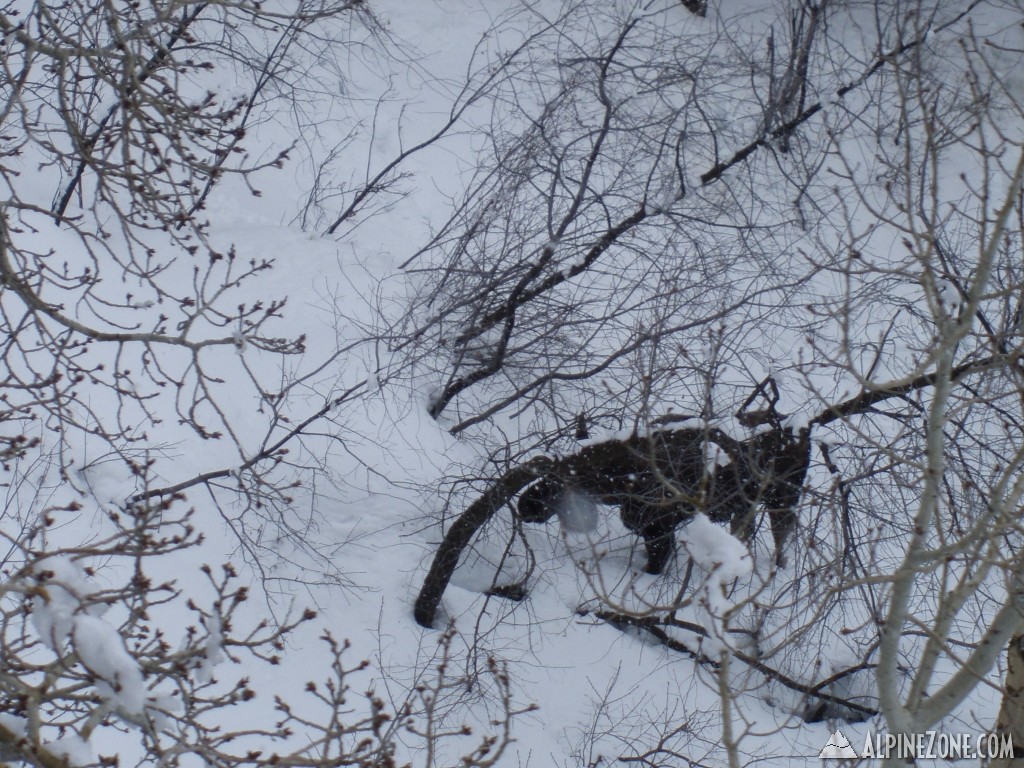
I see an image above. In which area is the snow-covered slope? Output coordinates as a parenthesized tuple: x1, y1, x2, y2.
(4, 0, 1024, 765)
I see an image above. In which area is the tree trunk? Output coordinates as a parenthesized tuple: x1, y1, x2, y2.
(991, 633, 1024, 766)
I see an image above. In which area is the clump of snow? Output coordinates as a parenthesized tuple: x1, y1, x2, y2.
(577, 427, 639, 447)
(144, 692, 183, 732)
(704, 441, 731, 472)
(72, 615, 146, 715)
(680, 514, 752, 620)
(31, 556, 95, 651)
(196, 613, 226, 684)
(0, 713, 27, 738)
(31, 556, 148, 716)
(935, 278, 961, 316)
(681, 514, 751, 582)
(43, 736, 93, 766)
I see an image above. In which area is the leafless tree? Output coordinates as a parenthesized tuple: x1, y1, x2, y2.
(0, 0, 372, 572)
(0, 486, 529, 767)
(398, 0, 1024, 763)
(0, 1, 538, 764)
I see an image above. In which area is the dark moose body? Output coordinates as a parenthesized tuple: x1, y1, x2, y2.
(413, 409, 812, 629)
(517, 419, 811, 575)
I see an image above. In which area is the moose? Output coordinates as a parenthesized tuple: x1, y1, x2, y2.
(413, 379, 812, 629)
(516, 410, 810, 575)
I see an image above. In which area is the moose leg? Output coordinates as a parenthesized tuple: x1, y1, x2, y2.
(729, 503, 758, 543)
(641, 526, 676, 574)
(768, 505, 797, 567)
(620, 498, 682, 575)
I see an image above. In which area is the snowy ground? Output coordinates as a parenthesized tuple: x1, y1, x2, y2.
(6, 0, 1024, 765)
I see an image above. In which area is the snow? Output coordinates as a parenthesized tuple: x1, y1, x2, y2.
(31, 556, 95, 652)
(704, 440, 732, 471)
(3, 0, 1022, 765)
(72, 615, 147, 716)
(782, 411, 812, 432)
(42, 736, 93, 767)
(0, 713, 27, 738)
(577, 426, 638, 446)
(935, 278, 961, 316)
(197, 613, 227, 685)
(680, 513, 753, 620)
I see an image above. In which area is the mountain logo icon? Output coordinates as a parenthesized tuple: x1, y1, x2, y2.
(819, 730, 858, 759)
